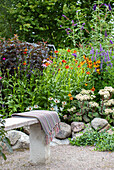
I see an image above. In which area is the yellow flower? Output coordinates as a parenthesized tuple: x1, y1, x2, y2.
(85, 83, 88, 86)
(59, 62, 62, 65)
(96, 60, 100, 64)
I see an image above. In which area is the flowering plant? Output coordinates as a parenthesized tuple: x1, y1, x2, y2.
(66, 86, 114, 124)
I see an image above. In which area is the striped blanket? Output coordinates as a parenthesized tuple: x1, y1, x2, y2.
(12, 110, 60, 144)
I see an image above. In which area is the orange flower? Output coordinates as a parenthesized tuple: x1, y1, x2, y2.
(25, 48, 28, 51)
(68, 93, 72, 97)
(70, 97, 73, 100)
(67, 49, 71, 52)
(73, 50, 77, 53)
(91, 87, 95, 91)
(23, 62, 26, 65)
(85, 83, 88, 86)
(65, 65, 69, 69)
(45, 63, 50, 66)
(86, 71, 90, 74)
(71, 67, 73, 69)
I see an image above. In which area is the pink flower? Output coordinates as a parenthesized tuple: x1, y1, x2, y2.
(3, 58, 6, 60)
(0, 77, 2, 80)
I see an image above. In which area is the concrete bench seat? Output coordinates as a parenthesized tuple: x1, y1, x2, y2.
(4, 116, 50, 164)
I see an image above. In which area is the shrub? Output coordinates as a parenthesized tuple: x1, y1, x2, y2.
(69, 128, 114, 151)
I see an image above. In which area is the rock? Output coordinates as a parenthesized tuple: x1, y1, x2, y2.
(72, 132, 83, 138)
(99, 124, 111, 132)
(55, 122, 71, 139)
(72, 124, 93, 138)
(23, 125, 30, 135)
(71, 122, 85, 133)
(91, 118, 108, 131)
(50, 138, 69, 146)
(6, 130, 21, 146)
(6, 130, 30, 150)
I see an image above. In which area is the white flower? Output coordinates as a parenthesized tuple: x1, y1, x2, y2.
(26, 106, 33, 111)
(54, 99, 60, 103)
(98, 89, 110, 97)
(89, 102, 99, 108)
(75, 93, 91, 101)
(104, 99, 114, 106)
(67, 108, 71, 112)
(48, 97, 53, 101)
(34, 105, 39, 109)
(60, 107, 64, 111)
(63, 115, 67, 119)
(104, 86, 114, 93)
(105, 108, 113, 114)
(73, 106, 76, 110)
(42, 59, 47, 63)
(62, 101, 67, 105)
(50, 107, 55, 111)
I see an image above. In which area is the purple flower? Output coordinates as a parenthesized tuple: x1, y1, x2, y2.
(67, 28, 72, 32)
(95, 67, 97, 72)
(60, 25, 62, 28)
(82, 23, 85, 25)
(109, 40, 113, 44)
(72, 20, 74, 24)
(74, 23, 77, 26)
(91, 55, 94, 61)
(110, 63, 113, 67)
(90, 47, 94, 55)
(66, 29, 69, 35)
(104, 4, 108, 7)
(104, 54, 107, 62)
(62, 14, 67, 18)
(95, 55, 97, 61)
(105, 30, 108, 37)
(96, 50, 98, 56)
(72, 53, 77, 58)
(72, 20, 74, 26)
(100, 44, 103, 52)
(100, 59, 103, 69)
(81, 26, 84, 30)
(93, 4, 97, 10)
(108, 4, 112, 11)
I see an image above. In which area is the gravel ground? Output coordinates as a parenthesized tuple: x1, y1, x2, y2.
(0, 145, 114, 170)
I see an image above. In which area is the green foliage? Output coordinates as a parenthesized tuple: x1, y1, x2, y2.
(0, 0, 113, 48)
(0, 115, 12, 160)
(69, 128, 114, 151)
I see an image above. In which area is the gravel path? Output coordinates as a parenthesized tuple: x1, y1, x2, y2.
(0, 145, 114, 170)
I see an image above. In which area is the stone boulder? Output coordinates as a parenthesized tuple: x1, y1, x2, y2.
(72, 123, 93, 138)
(6, 130, 30, 150)
(50, 138, 69, 146)
(55, 122, 71, 139)
(99, 124, 111, 132)
(91, 118, 108, 131)
(71, 122, 85, 133)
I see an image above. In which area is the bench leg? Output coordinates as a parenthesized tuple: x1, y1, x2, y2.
(29, 123, 50, 164)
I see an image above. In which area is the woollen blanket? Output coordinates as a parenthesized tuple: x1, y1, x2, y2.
(12, 110, 60, 144)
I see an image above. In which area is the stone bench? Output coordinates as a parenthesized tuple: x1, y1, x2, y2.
(4, 116, 50, 164)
